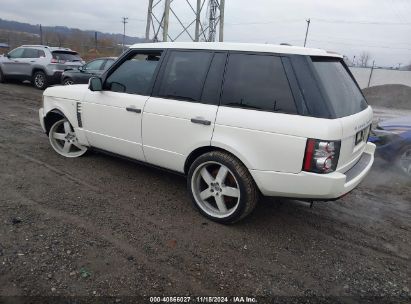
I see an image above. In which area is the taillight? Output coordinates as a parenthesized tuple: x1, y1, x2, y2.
(303, 139, 341, 174)
(50, 58, 66, 64)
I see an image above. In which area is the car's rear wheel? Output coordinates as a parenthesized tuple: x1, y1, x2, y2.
(63, 78, 74, 85)
(33, 71, 48, 90)
(188, 151, 259, 224)
(49, 118, 87, 158)
(398, 145, 411, 176)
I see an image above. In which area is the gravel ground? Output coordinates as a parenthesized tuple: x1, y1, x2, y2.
(0, 82, 410, 302)
(363, 84, 411, 110)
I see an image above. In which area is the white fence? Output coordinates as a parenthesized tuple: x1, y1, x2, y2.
(349, 67, 411, 89)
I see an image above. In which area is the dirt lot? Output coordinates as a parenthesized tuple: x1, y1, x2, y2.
(0, 83, 410, 301)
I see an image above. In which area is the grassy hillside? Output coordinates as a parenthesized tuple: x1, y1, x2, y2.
(0, 18, 145, 59)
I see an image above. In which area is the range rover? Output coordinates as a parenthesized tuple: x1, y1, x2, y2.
(38, 42, 375, 223)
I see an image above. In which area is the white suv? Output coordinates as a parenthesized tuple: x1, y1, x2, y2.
(0, 45, 83, 89)
(39, 42, 375, 223)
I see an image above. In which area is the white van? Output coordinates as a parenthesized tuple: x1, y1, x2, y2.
(39, 42, 375, 223)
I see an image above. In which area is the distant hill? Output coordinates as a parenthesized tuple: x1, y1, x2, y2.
(0, 18, 145, 45)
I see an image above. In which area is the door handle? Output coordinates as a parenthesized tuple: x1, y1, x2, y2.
(191, 118, 211, 126)
(126, 107, 141, 113)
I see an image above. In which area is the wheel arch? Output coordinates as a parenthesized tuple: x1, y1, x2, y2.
(32, 67, 47, 77)
(184, 145, 251, 175)
(44, 108, 68, 135)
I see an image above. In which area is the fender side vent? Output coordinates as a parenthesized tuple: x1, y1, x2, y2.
(76, 102, 83, 127)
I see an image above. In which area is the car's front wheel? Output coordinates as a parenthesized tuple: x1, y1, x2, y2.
(49, 118, 87, 158)
(33, 71, 48, 90)
(188, 151, 259, 224)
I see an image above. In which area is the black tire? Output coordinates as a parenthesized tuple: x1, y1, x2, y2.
(187, 151, 259, 224)
(62, 77, 74, 86)
(32, 71, 48, 90)
(0, 68, 5, 83)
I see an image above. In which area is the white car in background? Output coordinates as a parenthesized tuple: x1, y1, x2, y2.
(0, 45, 83, 89)
(39, 42, 375, 223)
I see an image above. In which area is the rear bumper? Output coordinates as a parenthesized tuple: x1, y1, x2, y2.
(251, 142, 376, 200)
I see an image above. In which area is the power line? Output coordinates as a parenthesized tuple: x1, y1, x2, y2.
(224, 18, 411, 26)
(313, 18, 411, 26)
(308, 34, 411, 48)
(307, 39, 411, 51)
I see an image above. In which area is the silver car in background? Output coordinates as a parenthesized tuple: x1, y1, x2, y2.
(0, 45, 84, 89)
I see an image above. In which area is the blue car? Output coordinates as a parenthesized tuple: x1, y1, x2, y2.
(369, 116, 411, 176)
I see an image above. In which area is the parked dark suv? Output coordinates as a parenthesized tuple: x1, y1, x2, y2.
(0, 45, 84, 89)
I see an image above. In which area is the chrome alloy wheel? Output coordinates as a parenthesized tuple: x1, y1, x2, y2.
(191, 161, 241, 218)
(49, 119, 87, 158)
(34, 73, 45, 88)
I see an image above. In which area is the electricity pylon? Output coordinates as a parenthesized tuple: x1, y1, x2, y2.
(145, 0, 225, 42)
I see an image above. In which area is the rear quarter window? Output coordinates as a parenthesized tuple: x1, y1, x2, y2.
(311, 57, 367, 118)
(221, 53, 297, 114)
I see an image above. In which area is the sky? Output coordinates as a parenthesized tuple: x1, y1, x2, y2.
(1, 0, 410, 67)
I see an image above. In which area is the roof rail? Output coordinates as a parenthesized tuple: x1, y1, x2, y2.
(49, 46, 73, 50)
(21, 45, 49, 48)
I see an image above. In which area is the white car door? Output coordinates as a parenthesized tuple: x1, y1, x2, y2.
(81, 50, 163, 161)
(212, 53, 305, 173)
(2, 48, 26, 76)
(142, 50, 227, 172)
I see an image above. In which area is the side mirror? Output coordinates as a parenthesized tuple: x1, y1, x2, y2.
(89, 77, 102, 92)
(6, 53, 10, 59)
(78, 66, 84, 71)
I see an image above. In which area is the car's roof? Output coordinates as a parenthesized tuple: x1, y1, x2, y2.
(129, 42, 342, 58)
(20, 45, 78, 53)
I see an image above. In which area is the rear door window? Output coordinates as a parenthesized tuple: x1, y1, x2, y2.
(84, 59, 105, 71)
(221, 53, 297, 114)
(311, 57, 367, 118)
(52, 51, 82, 62)
(157, 50, 213, 102)
(22, 48, 41, 58)
(103, 59, 115, 70)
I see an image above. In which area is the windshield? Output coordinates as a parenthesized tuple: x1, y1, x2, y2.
(52, 51, 82, 62)
(311, 57, 367, 118)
